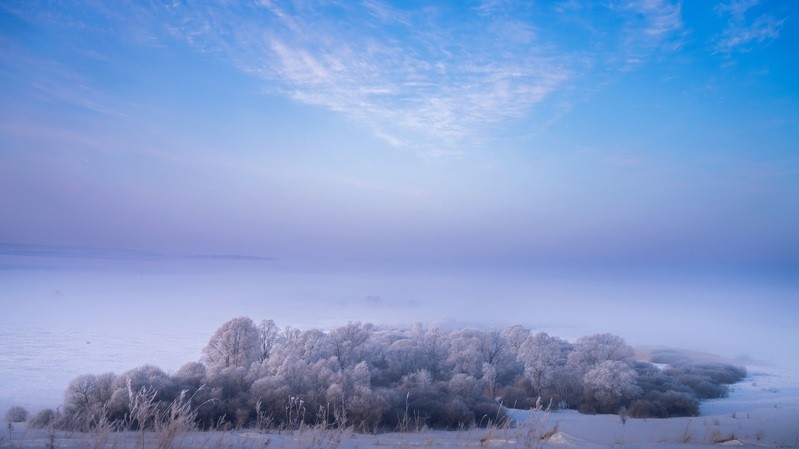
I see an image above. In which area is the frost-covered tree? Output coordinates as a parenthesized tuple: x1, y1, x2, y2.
(103, 365, 175, 423)
(448, 373, 482, 397)
(114, 365, 173, 398)
(476, 329, 509, 367)
(63, 372, 116, 429)
(28, 409, 56, 428)
(348, 361, 372, 389)
(583, 360, 641, 413)
(175, 361, 207, 389)
(258, 319, 281, 362)
(482, 362, 498, 397)
(289, 328, 330, 361)
(518, 332, 571, 395)
(411, 325, 449, 378)
(328, 322, 372, 369)
(568, 333, 634, 374)
(401, 369, 435, 395)
(64, 374, 97, 415)
(203, 317, 261, 370)
(345, 386, 384, 432)
(64, 373, 114, 413)
(447, 329, 484, 376)
(503, 325, 531, 356)
(4, 406, 28, 423)
(386, 338, 425, 379)
(94, 372, 116, 405)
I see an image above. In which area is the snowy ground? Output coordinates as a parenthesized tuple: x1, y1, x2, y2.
(2, 255, 798, 447)
(0, 323, 210, 413)
(4, 369, 797, 449)
(3, 252, 799, 413)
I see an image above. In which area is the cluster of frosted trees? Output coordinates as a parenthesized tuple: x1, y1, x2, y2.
(43, 317, 744, 431)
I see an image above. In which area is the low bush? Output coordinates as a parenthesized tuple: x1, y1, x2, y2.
(28, 409, 57, 428)
(5, 406, 28, 423)
(656, 390, 700, 417)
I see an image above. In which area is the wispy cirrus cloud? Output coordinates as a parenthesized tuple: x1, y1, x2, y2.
(162, 1, 688, 154)
(717, 0, 760, 21)
(172, 1, 573, 155)
(3, 1, 686, 155)
(635, 0, 684, 37)
(715, 0, 786, 53)
(609, 0, 685, 69)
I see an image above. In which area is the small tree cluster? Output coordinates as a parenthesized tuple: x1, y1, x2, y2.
(54, 317, 746, 431)
(28, 409, 58, 429)
(626, 356, 746, 418)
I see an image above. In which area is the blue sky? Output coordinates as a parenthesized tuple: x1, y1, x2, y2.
(1, 0, 797, 278)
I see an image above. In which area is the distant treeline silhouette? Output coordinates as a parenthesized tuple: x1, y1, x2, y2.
(27, 317, 745, 431)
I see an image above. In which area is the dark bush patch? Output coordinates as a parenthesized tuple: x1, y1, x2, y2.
(28, 409, 57, 428)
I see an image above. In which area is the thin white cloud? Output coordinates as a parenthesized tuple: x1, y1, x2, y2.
(155, 0, 570, 153)
(361, 0, 411, 26)
(638, 0, 683, 38)
(612, 0, 685, 69)
(715, 0, 785, 53)
(716, 0, 760, 21)
(4, 1, 686, 156)
(0, 46, 131, 120)
(717, 15, 784, 53)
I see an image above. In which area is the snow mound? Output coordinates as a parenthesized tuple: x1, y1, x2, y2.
(717, 439, 744, 446)
(545, 431, 570, 445)
(485, 438, 514, 445)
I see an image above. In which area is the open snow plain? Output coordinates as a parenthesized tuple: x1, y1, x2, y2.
(2, 254, 798, 448)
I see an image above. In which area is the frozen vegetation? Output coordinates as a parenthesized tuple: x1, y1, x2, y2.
(6, 379, 799, 449)
(10, 317, 750, 436)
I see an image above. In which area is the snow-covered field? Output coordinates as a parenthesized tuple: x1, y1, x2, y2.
(0, 323, 209, 413)
(2, 255, 798, 447)
(3, 255, 798, 412)
(4, 369, 797, 449)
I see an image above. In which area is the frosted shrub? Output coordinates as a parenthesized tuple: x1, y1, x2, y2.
(627, 391, 700, 418)
(627, 399, 659, 418)
(568, 334, 634, 374)
(448, 373, 481, 397)
(497, 385, 536, 410)
(4, 406, 28, 423)
(345, 387, 385, 432)
(174, 362, 207, 389)
(203, 316, 262, 371)
(28, 409, 57, 428)
(582, 361, 641, 413)
(442, 397, 474, 428)
(655, 391, 700, 417)
(649, 349, 691, 365)
(518, 332, 571, 397)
